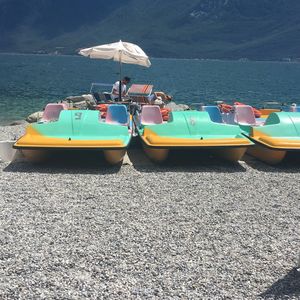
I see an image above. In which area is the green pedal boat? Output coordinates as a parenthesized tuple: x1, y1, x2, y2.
(135, 105, 253, 162)
(14, 105, 132, 165)
(241, 112, 300, 164)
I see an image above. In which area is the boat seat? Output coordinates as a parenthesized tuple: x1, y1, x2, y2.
(292, 106, 300, 112)
(222, 112, 235, 124)
(106, 104, 128, 125)
(202, 106, 223, 123)
(234, 105, 264, 126)
(41, 103, 67, 122)
(140, 105, 163, 125)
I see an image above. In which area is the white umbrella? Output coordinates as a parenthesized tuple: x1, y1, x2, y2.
(79, 40, 151, 100)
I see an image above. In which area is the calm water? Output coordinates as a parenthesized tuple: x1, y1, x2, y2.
(1, 53, 300, 124)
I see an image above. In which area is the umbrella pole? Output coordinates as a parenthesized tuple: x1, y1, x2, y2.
(119, 56, 122, 102)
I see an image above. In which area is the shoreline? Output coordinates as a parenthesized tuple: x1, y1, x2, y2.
(0, 51, 299, 64)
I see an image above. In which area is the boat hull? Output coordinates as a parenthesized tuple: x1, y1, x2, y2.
(103, 149, 126, 165)
(212, 146, 248, 162)
(20, 148, 127, 165)
(137, 111, 253, 163)
(14, 110, 131, 165)
(246, 144, 286, 165)
(143, 146, 169, 162)
(21, 149, 49, 162)
(143, 145, 248, 163)
(242, 112, 300, 165)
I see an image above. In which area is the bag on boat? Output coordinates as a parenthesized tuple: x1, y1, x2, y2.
(165, 102, 190, 111)
(64, 94, 96, 109)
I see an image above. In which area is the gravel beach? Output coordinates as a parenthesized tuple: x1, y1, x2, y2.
(0, 125, 300, 299)
(0, 123, 26, 141)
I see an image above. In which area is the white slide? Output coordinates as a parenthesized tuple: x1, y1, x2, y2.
(0, 141, 23, 162)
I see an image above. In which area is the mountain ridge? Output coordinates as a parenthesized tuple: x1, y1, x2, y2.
(1, 0, 300, 60)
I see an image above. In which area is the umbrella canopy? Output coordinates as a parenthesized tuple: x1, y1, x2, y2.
(79, 40, 151, 67)
(79, 40, 151, 101)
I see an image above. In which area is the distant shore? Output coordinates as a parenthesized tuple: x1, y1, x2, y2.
(1, 52, 299, 63)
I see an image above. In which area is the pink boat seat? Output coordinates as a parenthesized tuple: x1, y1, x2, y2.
(234, 105, 264, 126)
(41, 103, 67, 122)
(140, 105, 163, 125)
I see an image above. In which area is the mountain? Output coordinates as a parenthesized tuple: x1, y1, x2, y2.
(1, 0, 300, 60)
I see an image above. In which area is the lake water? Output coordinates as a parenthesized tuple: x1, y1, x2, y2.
(1, 53, 300, 124)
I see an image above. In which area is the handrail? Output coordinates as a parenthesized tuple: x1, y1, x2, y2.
(89, 82, 113, 93)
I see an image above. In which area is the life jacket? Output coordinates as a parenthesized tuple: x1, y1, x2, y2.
(219, 103, 233, 113)
(160, 108, 171, 121)
(96, 104, 108, 111)
(96, 104, 108, 118)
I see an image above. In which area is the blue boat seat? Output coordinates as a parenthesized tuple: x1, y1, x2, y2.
(106, 104, 128, 125)
(202, 106, 223, 123)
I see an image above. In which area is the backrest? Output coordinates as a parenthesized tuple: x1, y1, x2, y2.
(222, 112, 235, 124)
(140, 105, 163, 125)
(234, 105, 256, 125)
(202, 106, 223, 123)
(42, 103, 66, 122)
(106, 104, 128, 125)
